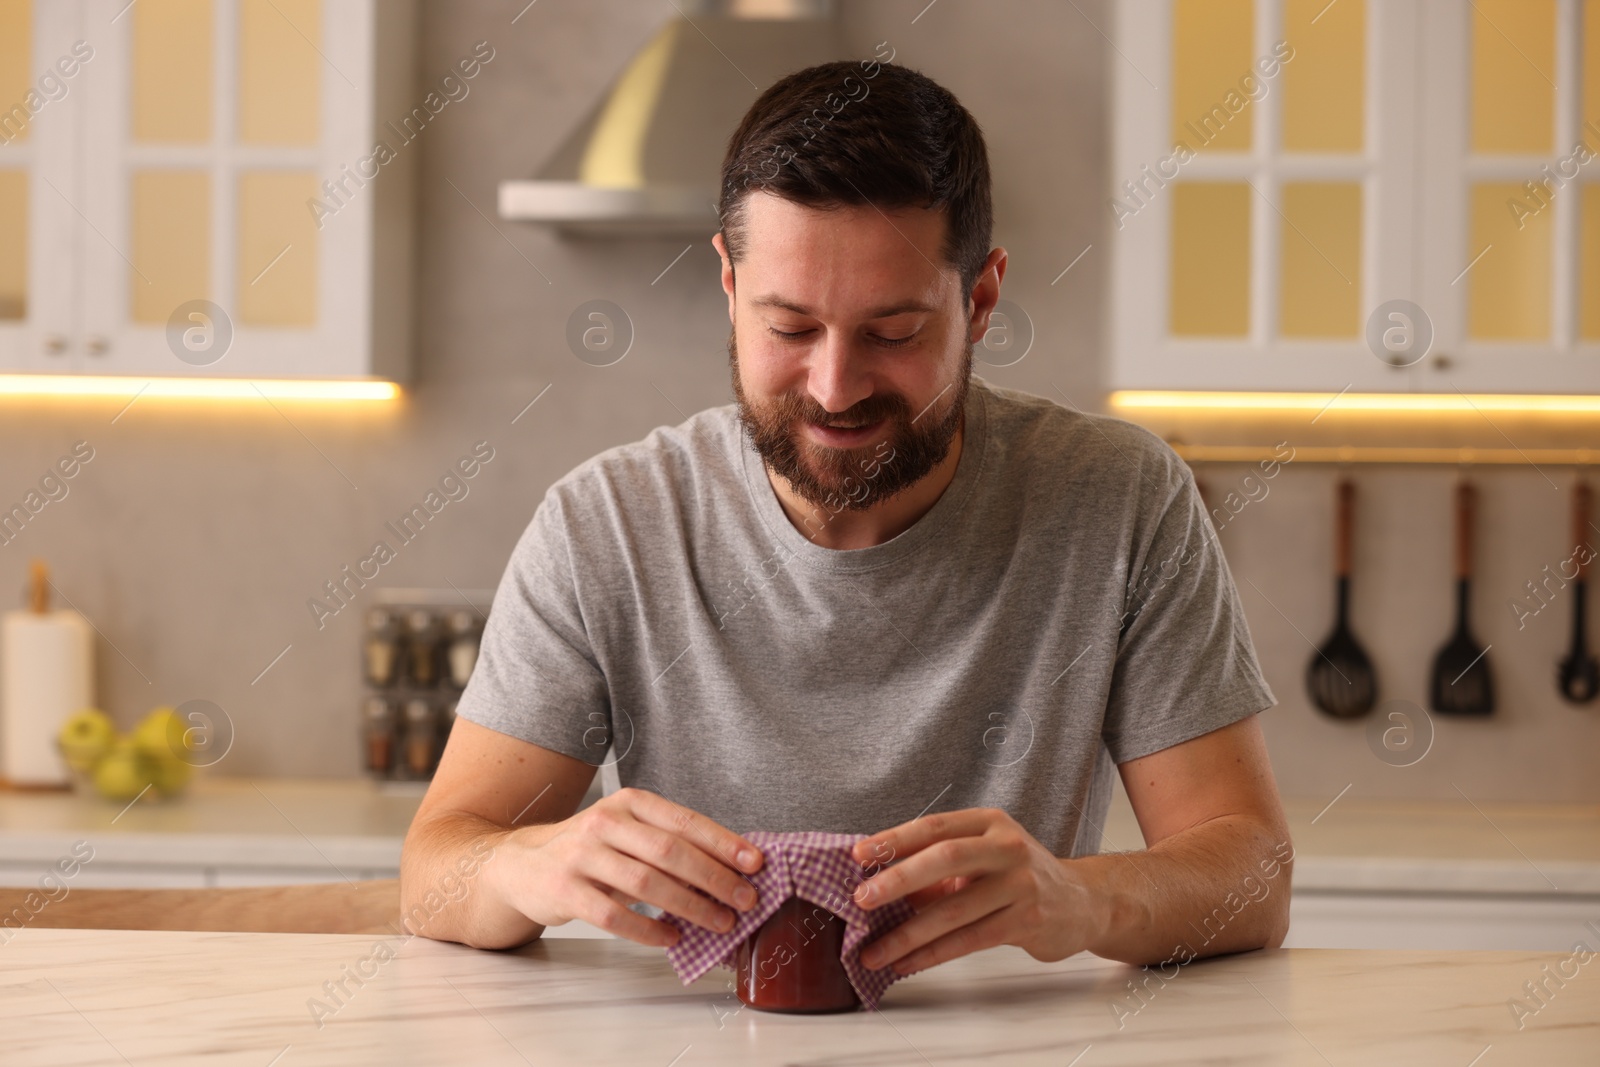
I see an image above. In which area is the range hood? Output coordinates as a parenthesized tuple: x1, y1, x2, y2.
(498, 0, 841, 237)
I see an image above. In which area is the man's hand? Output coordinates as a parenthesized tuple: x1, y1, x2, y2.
(489, 786, 765, 948)
(848, 808, 1098, 976)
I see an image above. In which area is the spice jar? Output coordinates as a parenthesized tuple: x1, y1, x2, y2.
(445, 610, 479, 689)
(734, 896, 859, 1013)
(405, 610, 440, 688)
(402, 698, 436, 777)
(363, 609, 400, 688)
(362, 697, 395, 775)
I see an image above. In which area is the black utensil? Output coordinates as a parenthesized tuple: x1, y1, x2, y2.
(1430, 480, 1494, 715)
(1557, 480, 1598, 704)
(1307, 479, 1378, 718)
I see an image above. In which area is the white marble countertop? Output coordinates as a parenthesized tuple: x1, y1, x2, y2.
(2, 776, 1596, 894)
(1, 929, 1594, 1065)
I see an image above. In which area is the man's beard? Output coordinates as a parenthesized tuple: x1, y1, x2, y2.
(729, 329, 972, 513)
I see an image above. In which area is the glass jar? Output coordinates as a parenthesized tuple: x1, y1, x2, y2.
(362, 697, 395, 775)
(734, 896, 859, 1013)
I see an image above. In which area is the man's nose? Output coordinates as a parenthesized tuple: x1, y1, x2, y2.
(806, 334, 874, 415)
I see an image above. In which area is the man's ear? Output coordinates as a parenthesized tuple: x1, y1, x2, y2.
(712, 232, 737, 326)
(966, 247, 1009, 343)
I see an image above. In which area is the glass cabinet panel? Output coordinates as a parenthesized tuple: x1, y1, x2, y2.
(239, 0, 320, 145)
(1278, 181, 1361, 337)
(0, 169, 24, 320)
(131, 170, 210, 324)
(1170, 182, 1252, 336)
(133, 0, 213, 144)
(1581, 185, 1600, 340)
(237, 170, 317, 326)
(1470, 0, 1554, 155)
(1171, 0, 1254, 153)
(0, 0, 31, 144)
(1282, 0, 1364, 153)
(1467, 181, 1551, 340)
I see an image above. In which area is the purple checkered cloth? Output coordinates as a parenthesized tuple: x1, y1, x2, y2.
(661, 830, 915, 1010)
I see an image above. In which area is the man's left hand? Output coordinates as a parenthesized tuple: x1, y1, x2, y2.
(850, 808, 1099, 976)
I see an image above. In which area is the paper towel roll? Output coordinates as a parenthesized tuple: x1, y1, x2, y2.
(1, 609, 94, 787)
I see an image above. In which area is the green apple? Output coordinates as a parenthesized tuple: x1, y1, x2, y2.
(92, 739, 155, 801)
(58, 708, 117, 773)
(147, 754, 192, 797)
(133, 707, 192, 762)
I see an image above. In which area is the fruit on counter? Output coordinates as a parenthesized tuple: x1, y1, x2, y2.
(145, 753, 192, 797)
(56, 705, 197, 800)
(91, 738, 157, 801)
(132, 706, 186, 762)
(57, 708, 117, 772)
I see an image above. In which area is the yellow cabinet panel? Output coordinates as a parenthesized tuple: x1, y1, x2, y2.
(1171, 182, 1252, 336)
(0, 0, 31, 144)
(239, 0, 320, 145)
(1467, 181, 1551, 340)
(1471, 0, 1555, 156)
(1171, 0, 1254, 153)
(0, 169, 24, 320)
(131, 170, 210, 324)
(237, 171, 317, 326)
(1279, 182, 1361, 338)
(1282, 0, 1364, 153)
(133, 0, 213, 144)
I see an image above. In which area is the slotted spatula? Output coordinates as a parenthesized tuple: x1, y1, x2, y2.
(1430, 480, 1494, 715)
(1557, 480, 1598, 704)
(1306, 479, 1377, 717)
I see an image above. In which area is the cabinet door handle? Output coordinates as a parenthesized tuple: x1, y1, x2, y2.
(43, 335, 68, 356)
(86, 336, 111, 356)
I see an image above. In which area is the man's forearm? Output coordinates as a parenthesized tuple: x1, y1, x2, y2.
(1071, 814, 1294, 967)
(400, 811, 554, 949)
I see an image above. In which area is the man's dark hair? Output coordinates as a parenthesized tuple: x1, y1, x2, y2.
(718, 59, 993, 306)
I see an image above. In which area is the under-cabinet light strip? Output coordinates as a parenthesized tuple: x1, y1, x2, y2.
(1109, 391, 1600, 414)
(0, 375, 401, 401)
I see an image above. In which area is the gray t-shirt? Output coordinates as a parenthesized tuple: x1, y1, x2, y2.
(457, 378, 1274, 857)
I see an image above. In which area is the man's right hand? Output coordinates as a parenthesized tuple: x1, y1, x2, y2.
(492, 786, 765, 947)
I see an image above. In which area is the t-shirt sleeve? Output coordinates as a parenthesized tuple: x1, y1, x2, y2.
(453, 488, 611, 764)
(1100, 461, 1277, 765)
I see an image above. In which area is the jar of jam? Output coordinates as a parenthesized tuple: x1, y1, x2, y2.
(734, 896, 859, 1013)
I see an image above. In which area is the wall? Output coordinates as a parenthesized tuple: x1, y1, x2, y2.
(0, 0, 1593, 802)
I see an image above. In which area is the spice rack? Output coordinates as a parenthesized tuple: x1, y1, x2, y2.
(359, 588, 490, 781)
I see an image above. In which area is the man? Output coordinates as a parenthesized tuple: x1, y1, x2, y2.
(403, 60, 1292, 978)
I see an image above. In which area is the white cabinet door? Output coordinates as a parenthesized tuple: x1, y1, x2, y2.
(75, 0, 403, 380)
(1110, 0, 1600, 395)
(1, 0, 414, 383)
(0, 0, 84, 374)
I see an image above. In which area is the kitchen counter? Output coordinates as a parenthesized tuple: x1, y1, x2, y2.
(0, 776, 1596, 898)
(0, 778, 425, 885)
(2, 929, 1594, 1065)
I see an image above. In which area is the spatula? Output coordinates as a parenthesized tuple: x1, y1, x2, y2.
(1557, 480, 1598, 704)
(1429, 480, 1494, 715)
(1306, 479, 1377, 717)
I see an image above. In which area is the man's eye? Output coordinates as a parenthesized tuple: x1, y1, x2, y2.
(767, 327, 813, 341)
(873, 334, 915, 348)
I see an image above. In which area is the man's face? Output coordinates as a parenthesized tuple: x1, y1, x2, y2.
(717, 192, 975, 512)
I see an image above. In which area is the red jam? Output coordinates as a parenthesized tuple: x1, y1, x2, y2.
(735, 895, 860, 1013)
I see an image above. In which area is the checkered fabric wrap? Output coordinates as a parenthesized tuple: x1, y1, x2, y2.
(661, 830, 916, 1010)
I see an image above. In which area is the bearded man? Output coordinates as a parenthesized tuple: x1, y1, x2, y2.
(403, 60, 1292, 978)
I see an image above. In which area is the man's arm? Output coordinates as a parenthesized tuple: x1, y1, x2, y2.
(401, 718, 765, 950)
(1068, 712, 1293, 964)
(849, 715, 1292, 974)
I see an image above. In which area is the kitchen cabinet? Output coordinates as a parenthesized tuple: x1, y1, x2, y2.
(0, 0, 415, 381)
(1109, 0, 1600, 394)
(1288, 891, 1600, 951)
